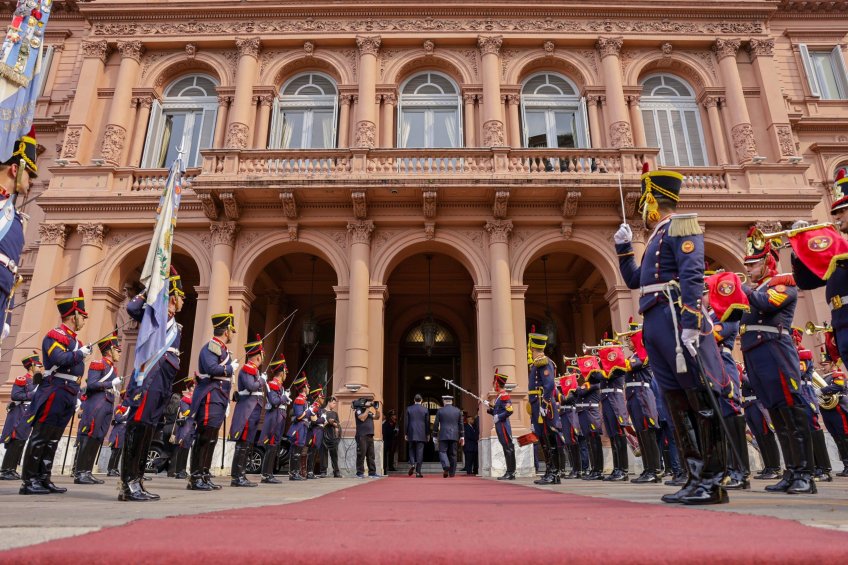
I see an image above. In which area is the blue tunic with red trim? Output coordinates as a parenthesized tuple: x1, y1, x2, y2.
(173, 395, 196, 448)
(287, 392, 310, 448)
(258, 379, 288, 446)
(600, 368, 630, 436)
(27, 324, 86, 428)
(228, 362, 263, 442)
(625, 356, 659, 432)
(107, 404, 130, 448)
(191, 337, 234, 429)
(78, 359, 117, 440)
(577, 375, 603, 436)
(710, 310, 742, 418)
(1, 374, 35, 442)
(0, 203, 25, 315)
(493, 390, 513, 446)
(529, 356, 560, 432)
(792, 254, 848, 363)
(558, 390, 579, 445)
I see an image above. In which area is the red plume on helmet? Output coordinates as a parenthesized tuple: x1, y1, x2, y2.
(642, 161, 649, 174)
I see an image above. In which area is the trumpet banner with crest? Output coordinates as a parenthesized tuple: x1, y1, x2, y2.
(788, 225, 848, 280)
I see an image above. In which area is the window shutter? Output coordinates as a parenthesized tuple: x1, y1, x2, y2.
(799, 44, 822, 97)
(670, 110, 690, 166)
(37, 45, 54, 97)
(656, 110, 676, 166)
(140, 100, 163, 168)
(683, 110, 707, 166)
(831, 45, 848, 99)
(268, 98, 281, 148)
(580, 97, 590, 148)
(642, 109, 659, 150)
(198, 108, 217, 154)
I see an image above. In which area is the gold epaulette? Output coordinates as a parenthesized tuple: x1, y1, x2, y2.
(207, 340, 222, 356)
(668, 213, 702, 237)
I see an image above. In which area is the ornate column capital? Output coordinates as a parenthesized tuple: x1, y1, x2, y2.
(702, 96, 719, 109)
(587, 94, 606, 106)
(340, 94, 352, 107)
(506, 94, 520, 106)
(382, 92, 397, 106)
(347, 220, 375, 245)
(116, 40, 144, 63)
(626, 94, 641, 106)
(209, 221, 239, 247)
(463, 93, 477, 105)
(578, 289, 595, 303)
(77, 223, 108, 248)
(217, 94, 232, 107)
(235, 37, 261, 59)
(747, 38, 775, 59)
(477, 35, 503, 57)
(39, 223, 68, 247)
(596, 36, 624, 59)
(712, 38, 741, 61)
(259, 94, 275, 108)
(80, 39, 109, 63)
(356, 35, 382, 57)
(484, 219, 513, 244)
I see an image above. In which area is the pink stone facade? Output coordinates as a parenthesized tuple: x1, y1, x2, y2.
(3, 1, 848, 473)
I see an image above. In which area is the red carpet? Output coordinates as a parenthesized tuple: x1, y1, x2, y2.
(4, 477, 846, 564)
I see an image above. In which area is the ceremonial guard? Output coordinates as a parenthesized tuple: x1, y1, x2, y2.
(189, 308, 237, 491)
(0, 352, 40, 480)
(557, 371, 582, 479)
(287, 372, 310, 481)
(817, 352, 848, 477)
(621, 324, 662, 484)
(741, 228, 816, 494)
(794, 334, 832, 482)
(171, 383, 195, 480)
(121, 268, 184, 501)
(486, 371, 516, 480)
(106, 399, 129, 477)
(306, 385, 326, 479)
(432, 395, 463, 478)
(597, 341, 631, 481)
(739, 364, 782, 480)
(614, 166, 728, 505)
(0, 128, 38, 342)
(575, 355, 605, 481)
(258, 356, 290, 484)
(228, 335, 264, 488)
(19, 289, 92, 495)
(528, 332, 561, 485)
(74, 331, 122, 485)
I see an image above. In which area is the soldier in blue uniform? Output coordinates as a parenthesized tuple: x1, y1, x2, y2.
(306, 385, 326, 479)
(258, 356, 290, 484)
(556, 372, 582, 479)
(121, 268, 184, 501)
(614, 166, 729, 504)
(172, 383, 195, 480)
(793, 336, 833, 482)
(739, 364, 781, 480)
(575, 355, 605, 480)
(228, 335, 264, 487)
(486, 371, 516, 480)
(622, 326, 662, 484)
(74, 331, 123, 485)
(816, 353, 848, 477)
(106, 399, 129, 477)
(0, 352, 41, 480)
(19, 289, 93, 495)
(597, 342, 631, 482)
(528, 332, 561, 485)
(188, 307, 237, 492)
(0, 128, 38, 343)
(287, 372, 310, 481)
(741, 229, 816, 495)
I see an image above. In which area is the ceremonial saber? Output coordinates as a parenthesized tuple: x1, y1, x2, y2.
(12, 260, 106, 310)
(263, 309, 298, 373)
(442, 378, 486, 404)
(61, 409, 78, 476)
(295, 341, 320, 378)
(617, 173, 628, 225)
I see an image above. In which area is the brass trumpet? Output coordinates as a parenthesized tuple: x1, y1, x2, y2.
(751, 222, 838, 251)
(804, 321, 832, 336)
(562, 355, 578, 366)
(581, 344, 600, 355)
(613, 329, 640, 340)
(812, 371, 841, 410)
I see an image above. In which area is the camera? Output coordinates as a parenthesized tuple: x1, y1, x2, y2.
(352, 397, 380, 410)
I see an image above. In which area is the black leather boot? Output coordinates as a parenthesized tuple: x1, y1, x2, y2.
(604, 433, 621, 481)
(632, 430, 662, 483)
(187, 432, 213, 491)
(835, 436, 848, 477)
(583, 434, 604, 480)
(173, 447, 189, 479)
(118, 423, 150, 501)
(37, 425, 67, 494)
(679, 389, 728, 505)
(261, 447, 281, 484)
(565, 444, 581, 479)
(784, 406, 817, 495)
(18, 424, 51, 495)
(306, 448, 317, 479)
(289, 448, 305, 480)
(1, 439, 25, 480)
(136, 425, 159, 499)
(723, 416, 750, 490)
(757, 430, 782, 479)
(811, 429, 832, 482)
(498, 440, 516, 480)
(231, 442, 257, 487)
(107, 447, 121, 477)
(607, 436, 629, 481)
(766, 409, 794, 492)
(661, 390, 701, 503)
(202, 427, 222, 490)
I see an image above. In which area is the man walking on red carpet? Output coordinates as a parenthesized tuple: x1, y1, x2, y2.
(405, 394, 429, 478)
(433, 395, 463, 478)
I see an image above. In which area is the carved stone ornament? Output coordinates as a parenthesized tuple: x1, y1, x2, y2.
(347, 220, 375, 245)
(209, 221, 239, 247)
(493, 190, 510, 219)
(424, 222, 436, 240)
(100, 124, 127, 164)
(561, 221, 573, 240)
(220, 192, 240, 220)
(117, 40, 144, 62)
(61, 126, 82, 159)
(356, 35, 381, 57)
(624, 191, 641, 219)
(775, 124, 796, 157)
(423, 40, 435, 55)
(484, 219, 513, 244)
(304, 41, 315, 57)
(562, 191, 581, 217)
(731, 123, 757, 162)
(702, 96, 719, 109)
(185, 43, 197, 59)
(280, 191, 298, 219)
(482, 120, 505, 147)
(596, 36, 624, 59)
(506, 94, 520, 106)
(288, 223, 299, 241)
(543, 41, 555, 55)
(661, 42, 673, 58)
(609, 121, 634, 149)
(225, 122, 250, 149)
(351, 191, 367, 220)
(747, 38, 774, 59)
(354, 120, 377, 148)
(423, 190, 437, 218)
(235, 37, 261, 58)
(38, 223, 68, 246)
(477, 35, 503, 57)
(630, 219, 647, 244)
(81, 39, 108, 63)
(712, 38, 741, 61)
(755, 220, 783, 235)
(463, 93, 477, 105)
(383, 92, 397, 105)
(77, 223, 107, 248)
(197, 193, 219, 220)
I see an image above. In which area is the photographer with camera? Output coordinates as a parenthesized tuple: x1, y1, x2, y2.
(353, 397, 381, 478)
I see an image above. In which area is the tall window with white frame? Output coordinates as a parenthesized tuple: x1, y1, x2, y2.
(141, 75, 219, 168)
(799, 44, 848, 100)
(640, 74, 708, 167)
(398, 72, 462, 149)
(269, 72, 339, 149)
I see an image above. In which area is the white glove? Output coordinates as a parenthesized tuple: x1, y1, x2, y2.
(76, 399, 82, 411)
(482, 400, 491, 408)
(259, 372, 268, 382)
(493, 413, 501, 423)
(540, 405, 547, 418)
(280, 390, 291, 404)
(225, 403, 231, 418)
(79, 345, 92, 357)
(681, 328, 700, 357)
(613, 223, 633, 244)
(791, 219, 810, 230)
(1, 322, 9, 340)
(230, 361, 240, 374)
(111, 377, 122, 389)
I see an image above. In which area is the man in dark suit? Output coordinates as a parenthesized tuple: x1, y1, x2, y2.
(405, 394, 430, 478)
(433, 395, 464, 478)
(463, 414, 479, 475)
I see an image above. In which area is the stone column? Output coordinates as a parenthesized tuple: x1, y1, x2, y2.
(74, 224, 107, 295)
(586, 95, 603, 148)
(128, 96, 153, 167)
(202, 222, 238, 340)
(579, 291, 596, 345)
(747, 38, 796, 161)
(332, 286, 350, 393)
(380, 93, 396, 148)
(703, 96, 730, 165)
(484, 220, 516, 379)
(253, 94, 274, 149)
(354, 36, 381, 148)
(463, 93, 477, 147)
(338, 95, 351, 149)
(226, 38, 261, 149)
(368, 285, 387, 410)
(627, 94, 647, 147)
(344, 220, 374, 388)
(100, 40, 144, 165)
(507, 94, 521, 147)
(61, 40, 108, 164)
(713, 38, 757, 164)
(478, 36, 506, 147)
(596, 37, 633, 148)
(606, 286, 637, 334)
(213, 95, 232, 149)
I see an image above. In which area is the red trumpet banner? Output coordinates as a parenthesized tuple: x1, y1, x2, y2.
(788, 225, 848, 280)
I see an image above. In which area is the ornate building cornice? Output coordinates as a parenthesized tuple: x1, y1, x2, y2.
(39, 223, 68, 247)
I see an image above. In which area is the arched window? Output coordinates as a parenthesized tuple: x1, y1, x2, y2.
(141, 75, 218, 168)
(640, 74, 708, 167)
(269, 73, 338, 149)
(520, 73, 588, 148)
(398, 72, 462, 148)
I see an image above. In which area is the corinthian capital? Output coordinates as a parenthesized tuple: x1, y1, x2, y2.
(356, 35, 382, 57)
(235, 37, 261, 59)
(477, 35, 503, 57)
(596, 37, 624, 59)
(347, 220, 375, 245)
(747, 38, 775, 59)
(39, 223, 68, 247)
(117, 40, 145, 63)
(712, 38, 741, 60)
(81, 40, 109, 63)
(484, 219, 513, 244)
(77, 223, 108, 248)
(209, 221, 239, 247)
